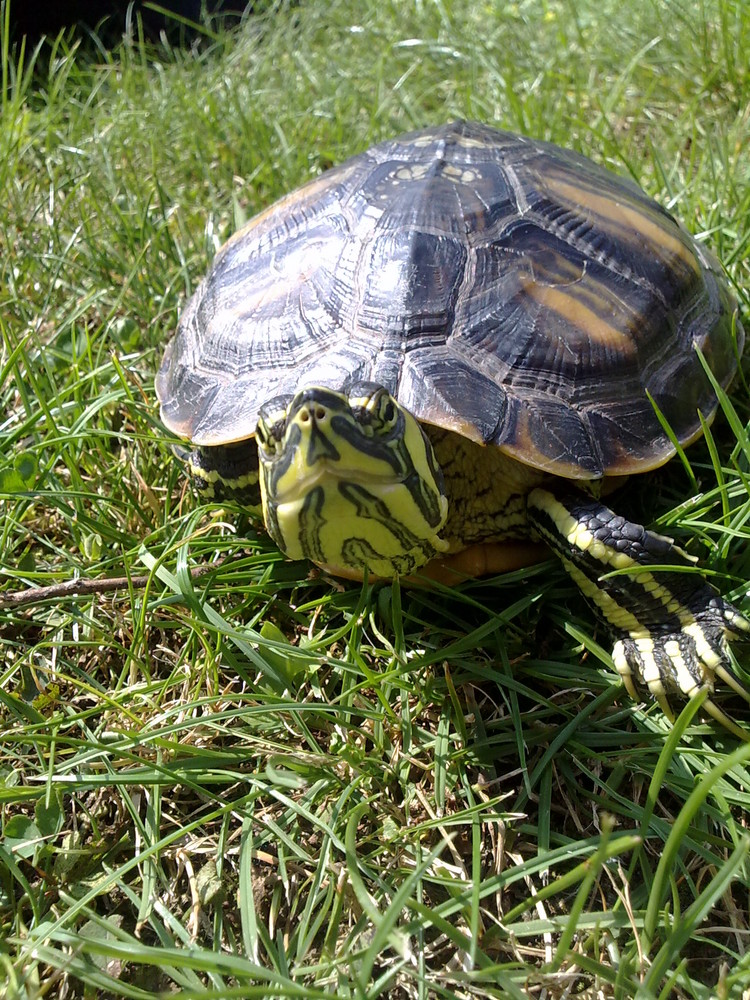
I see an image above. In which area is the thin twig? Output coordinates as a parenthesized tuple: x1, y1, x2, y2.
(0, 561, 224, 609)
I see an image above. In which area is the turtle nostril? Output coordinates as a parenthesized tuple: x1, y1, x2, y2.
(299, 408, 310, 423)
(315, 407, 326, 421)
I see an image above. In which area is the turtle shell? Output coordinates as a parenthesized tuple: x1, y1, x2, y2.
(156, 121, 743, 479)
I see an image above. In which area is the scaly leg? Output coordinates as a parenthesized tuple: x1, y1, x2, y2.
(527, 487, 750, 738)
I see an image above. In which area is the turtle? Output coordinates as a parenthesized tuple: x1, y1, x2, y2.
(156, 120, 750, 736)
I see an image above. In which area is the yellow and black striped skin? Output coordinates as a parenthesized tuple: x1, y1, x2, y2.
(256, 384, 449, 579)
(187, 439, 261, 510)
(528, 489, 750, 736)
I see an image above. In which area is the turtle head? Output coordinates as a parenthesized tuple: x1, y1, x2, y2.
(256, 383, 449, 579)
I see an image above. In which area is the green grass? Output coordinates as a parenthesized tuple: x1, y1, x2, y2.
(2, 0, 750, 996)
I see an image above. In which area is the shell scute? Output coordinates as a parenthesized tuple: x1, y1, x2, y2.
(157, 121, 743, 476)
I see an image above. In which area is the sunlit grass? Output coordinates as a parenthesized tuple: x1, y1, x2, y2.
(1, 0, 750, 996)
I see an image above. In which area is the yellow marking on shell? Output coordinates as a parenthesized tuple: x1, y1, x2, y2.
(442, 164, 480, 184)
(500, 405, 601, 479)
(519, 274, 638, 352)
(525, 248, 654, 350)
(528, 249, 585, 287)
(421, 412, 488, 445)
(410, 133, 488, 150)
(455, 135, 493, 149)
(394, 164, 430, 182)
(544, 175, 702, 277)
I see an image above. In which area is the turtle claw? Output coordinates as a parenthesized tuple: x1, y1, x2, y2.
(702, 696, 750, 743)
(611, 593, 750, 738)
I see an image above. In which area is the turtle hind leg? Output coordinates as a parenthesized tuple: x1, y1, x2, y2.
(186, 442, 262, 509)
(527, 486, 750, 737)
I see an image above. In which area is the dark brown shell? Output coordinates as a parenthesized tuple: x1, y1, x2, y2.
(156, 121, 743, 478)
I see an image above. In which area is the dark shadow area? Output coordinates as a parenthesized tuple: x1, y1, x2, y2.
(8, 1, 253, 47)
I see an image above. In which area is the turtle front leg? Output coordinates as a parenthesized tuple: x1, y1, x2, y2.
(527, 487, 750, 737)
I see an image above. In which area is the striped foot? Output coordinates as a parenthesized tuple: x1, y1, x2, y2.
(528, 487, 750, 738)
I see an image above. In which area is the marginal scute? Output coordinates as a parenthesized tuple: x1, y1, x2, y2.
(398, 353, 508, 444)
(157, 120, 744, 476)
(500, 393, 605, 478)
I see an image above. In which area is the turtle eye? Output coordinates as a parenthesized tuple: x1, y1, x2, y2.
(256, 414, 283, 455)
(257, 395, 294, 453)
(348, 383, 398, 431)
(255, 419, 272, 451)
(258, 424, 285, 456)
(375, 392, 398, 430)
